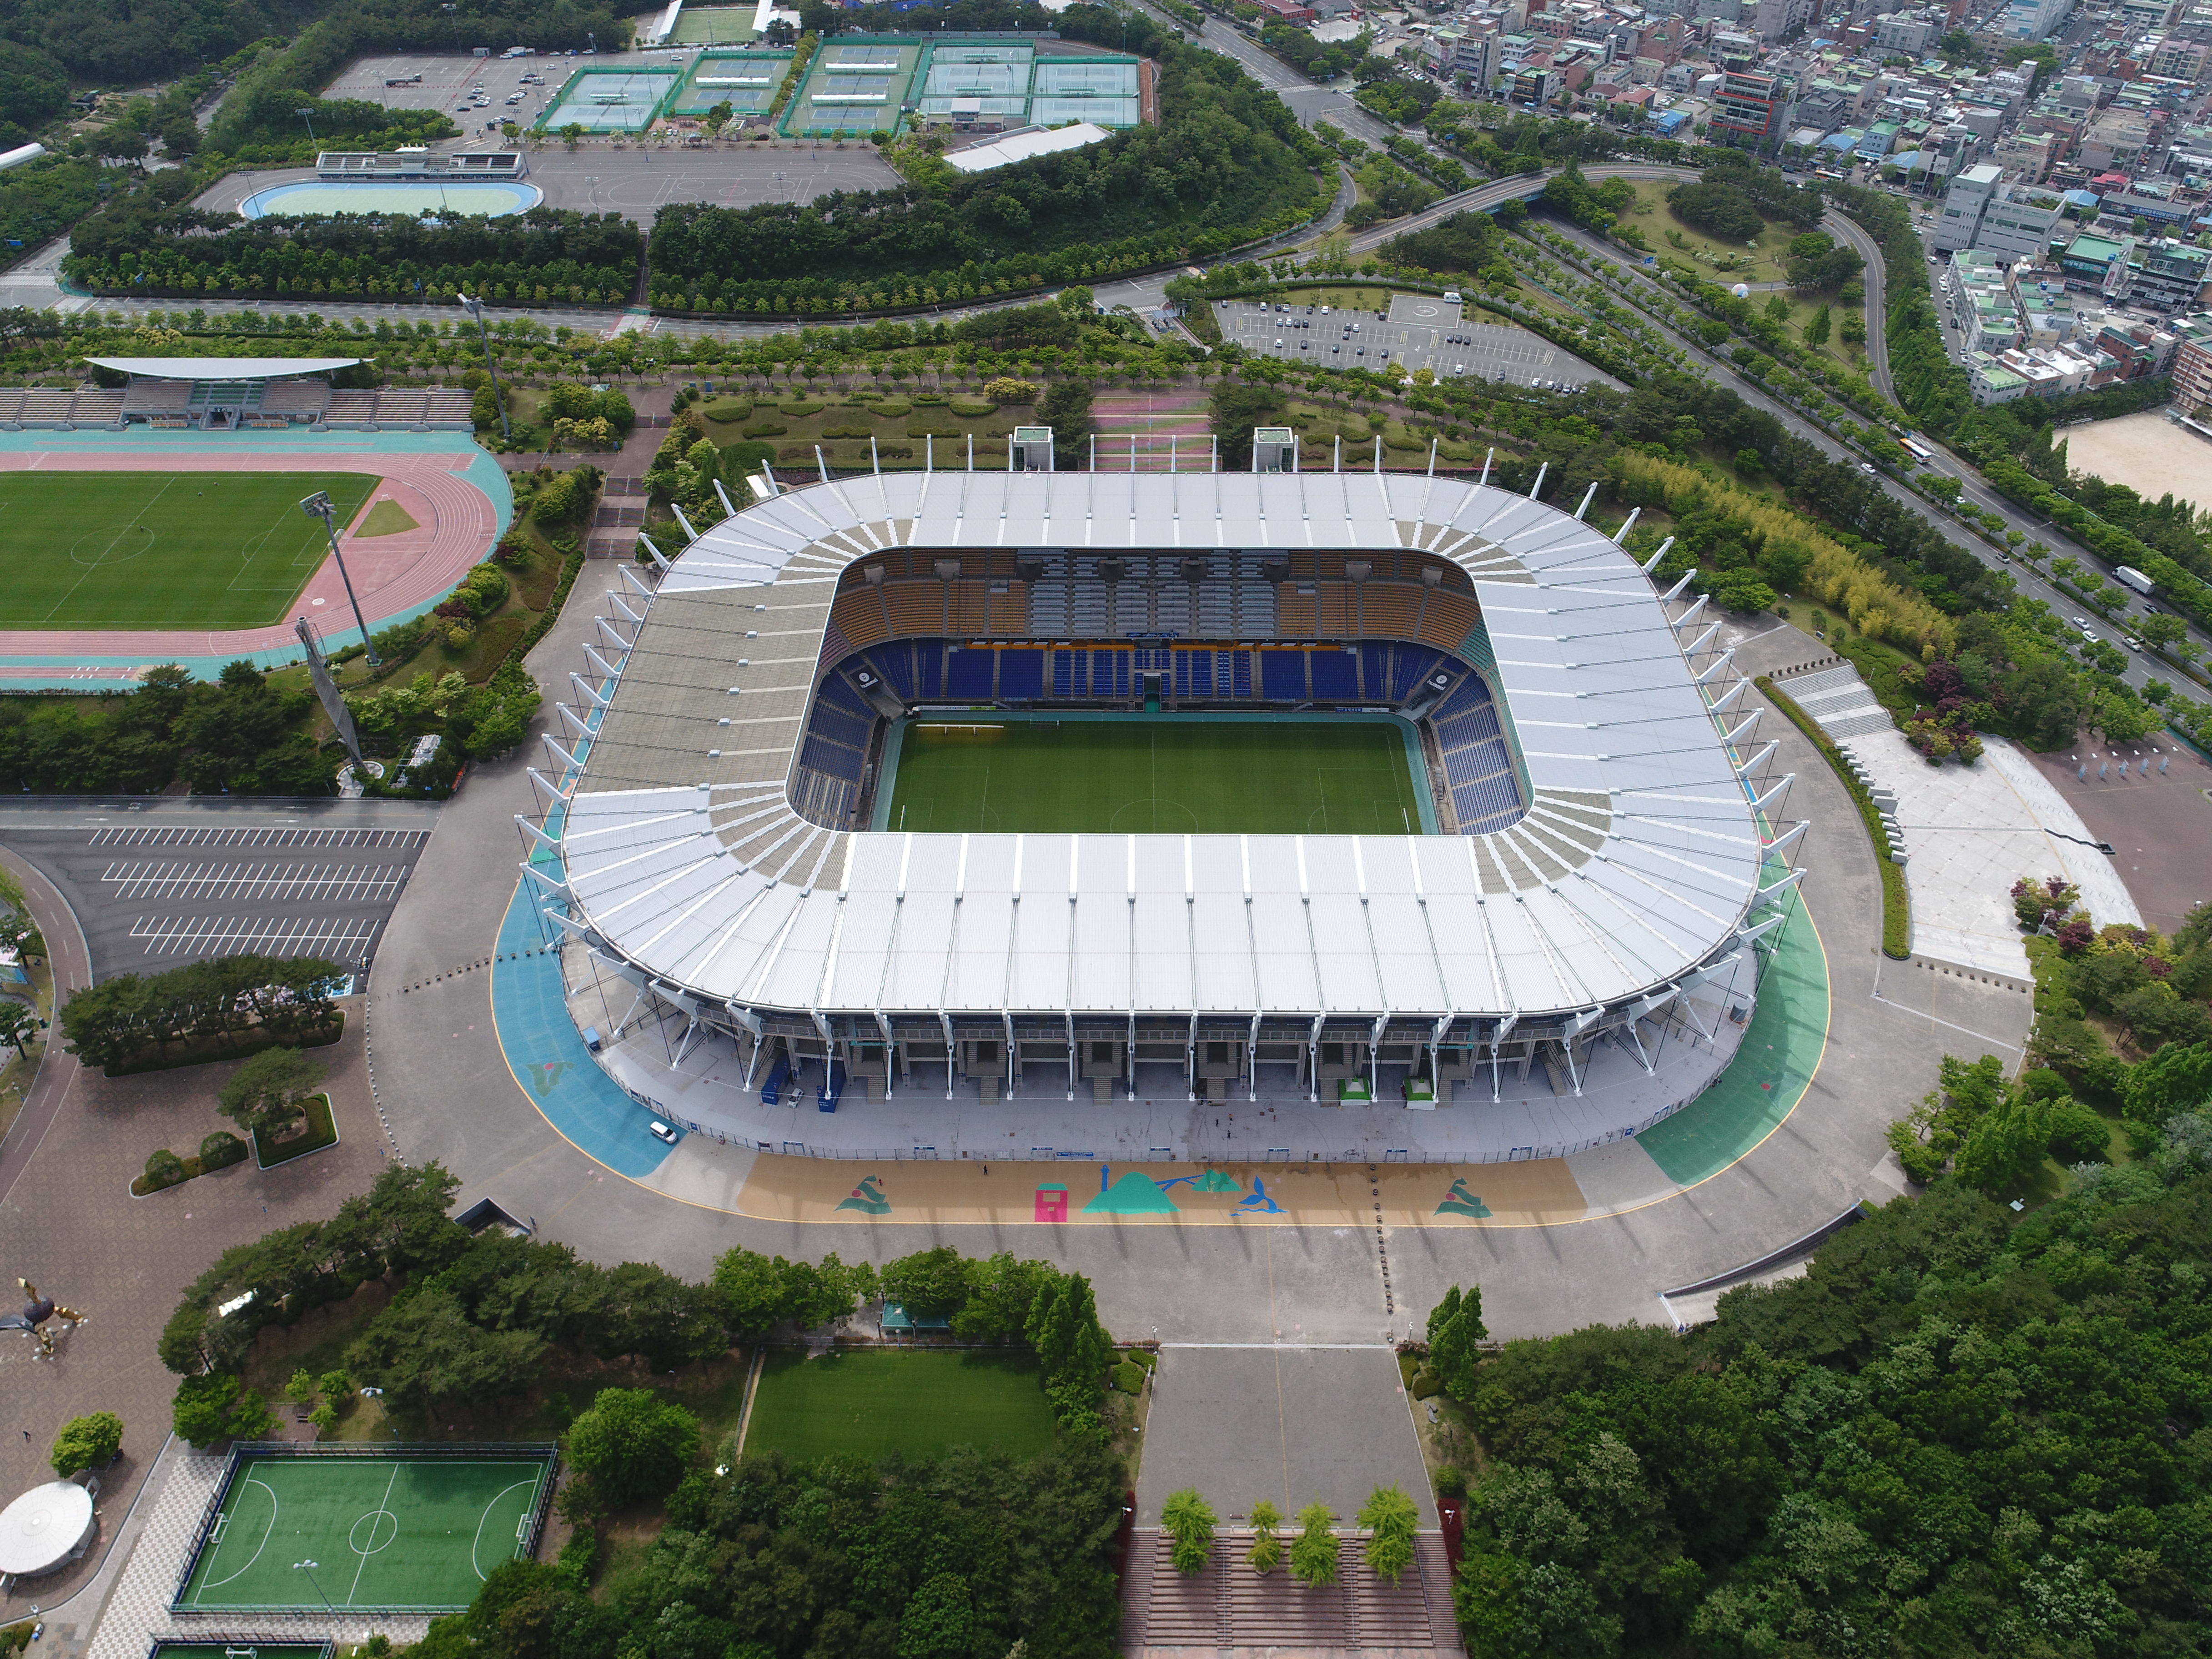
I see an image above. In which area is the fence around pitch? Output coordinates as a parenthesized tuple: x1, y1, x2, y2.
(169, 1442, 561, 1614)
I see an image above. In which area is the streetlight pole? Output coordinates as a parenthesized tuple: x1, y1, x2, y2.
(296, 107, 317, 144)
(293, 1560, 338, 1620)
(442, 1, 461, 52)
(298, 491, 381, 668)
(459, 292, 511, 441)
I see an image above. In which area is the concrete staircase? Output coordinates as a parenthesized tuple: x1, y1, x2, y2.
(1120, 1529, 1462, 1655)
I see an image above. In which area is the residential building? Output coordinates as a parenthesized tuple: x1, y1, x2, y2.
(2059, 229, 2134, 292)
(1932, 161, 2001, 250)
(1710, 64, 1794, 146)
(1996, 0, 2072, 36)
(1978, 193, 2063, 261)
(1872, 11, 1937, 50)
(1967, 351, 2031, 400)
(2171, 312, 2212, 415)
(2080, 109, 2153, 171)
(2121, 238, 2212, 309)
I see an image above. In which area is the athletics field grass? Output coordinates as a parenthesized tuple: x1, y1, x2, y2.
(176, 1449, 553, 1612)
(0, 471, 376, 629)
(745, 1350, 1057, 1463)
(880, 718, 1428, 834)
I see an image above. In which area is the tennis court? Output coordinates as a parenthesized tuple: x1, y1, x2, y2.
(539, 69, 680, 133)
(175, 1448, 557, 1613)
(878, 715, 1431, 834)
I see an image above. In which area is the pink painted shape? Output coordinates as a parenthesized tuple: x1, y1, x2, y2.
(0, 450, 494, 667)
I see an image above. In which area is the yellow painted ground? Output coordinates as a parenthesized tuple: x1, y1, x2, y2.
(732, 1156, 1588, 1227)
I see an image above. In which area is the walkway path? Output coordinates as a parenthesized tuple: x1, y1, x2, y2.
(1775, 658, 2137, 976)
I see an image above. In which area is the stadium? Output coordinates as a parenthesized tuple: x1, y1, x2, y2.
(528, 437, 1806, 1162)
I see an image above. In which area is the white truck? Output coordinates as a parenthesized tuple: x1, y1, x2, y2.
(2115, 566, 2155, 597)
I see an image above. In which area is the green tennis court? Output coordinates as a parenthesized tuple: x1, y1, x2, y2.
(745, 1350, 1057, 1463)
(879, 717, 1430, 834)
(152, 1644, 330, 1659)
(0, 470, 377, 629)
(176, 1450, 554, 1612)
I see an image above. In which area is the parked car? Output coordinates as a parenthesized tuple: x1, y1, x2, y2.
(648, 1119, 678, 1144)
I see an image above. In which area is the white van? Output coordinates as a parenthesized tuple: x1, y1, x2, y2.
(1442, 289, 1461, 302)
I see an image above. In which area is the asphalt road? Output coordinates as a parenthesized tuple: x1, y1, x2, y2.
(0, 799, 440, 981)
(1533, 211, 2196, 696)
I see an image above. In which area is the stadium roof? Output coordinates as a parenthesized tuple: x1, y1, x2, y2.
(551, 473, 1778, 1029)
(944, 121, 1113, 173)
(84, 357, 362, 379)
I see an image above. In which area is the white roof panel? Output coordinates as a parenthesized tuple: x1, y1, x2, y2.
(561, 472, 1770, 1026)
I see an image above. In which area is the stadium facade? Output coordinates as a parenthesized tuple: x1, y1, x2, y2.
(522, 447, 1805, 1157)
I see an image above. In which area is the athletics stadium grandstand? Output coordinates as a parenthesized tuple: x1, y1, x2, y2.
(69, 357, 473, 432)
(519, 435, 1805, 1153)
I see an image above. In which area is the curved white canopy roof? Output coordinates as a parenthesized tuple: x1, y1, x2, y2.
(551, 471, 1772, 1028)
(85, 357, 362, 379)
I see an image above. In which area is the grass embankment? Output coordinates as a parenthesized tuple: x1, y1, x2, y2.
(1757, 674, 1910, 959)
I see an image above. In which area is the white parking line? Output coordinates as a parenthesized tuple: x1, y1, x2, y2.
(128, 914, 382, 960)
(99, 861, 410, 901)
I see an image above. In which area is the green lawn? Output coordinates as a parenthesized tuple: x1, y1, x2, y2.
(0, 471, 377, 629)
(880, 717, 1428, 834)
(179, 1450, 553, 1611)
(744, 1350, 1057, 1463)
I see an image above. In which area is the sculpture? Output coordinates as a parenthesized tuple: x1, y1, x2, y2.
(2, 1279, 86, 1359)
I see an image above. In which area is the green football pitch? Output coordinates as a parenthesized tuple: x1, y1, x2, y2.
(745, 1350, 1057, 1463)
(176, 1451, 553, 1612)
(0, 471, 377, 629)
(879, 718, 1429, 834)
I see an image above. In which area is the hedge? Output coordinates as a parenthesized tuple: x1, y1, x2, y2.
(1757, 674, 1911, 960)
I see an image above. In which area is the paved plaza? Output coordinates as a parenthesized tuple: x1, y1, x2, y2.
(1771, 658, 2137, 976)
(1131, 1346, 1430, 1525)
(1214, 297, 1605, 389)
(2026, 736, 2212, 937)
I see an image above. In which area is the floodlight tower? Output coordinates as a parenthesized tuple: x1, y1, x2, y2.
(458, 292, 512, 440)
(298, 491, 380, 667)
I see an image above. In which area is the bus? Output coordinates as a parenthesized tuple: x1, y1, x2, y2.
(1900, 432, 1936, 463)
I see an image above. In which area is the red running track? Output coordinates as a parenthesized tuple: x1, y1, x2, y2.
(0, 450, 496, 666)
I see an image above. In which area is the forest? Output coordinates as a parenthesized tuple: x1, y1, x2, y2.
(166, 1168, 1130, 1658)
(65, 205, 641, 307)
(646, 2, 1321, 311)
(1442, 1069, 2212, 1656)
(0, 646, 539, 795)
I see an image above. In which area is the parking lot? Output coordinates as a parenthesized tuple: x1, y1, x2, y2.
(194, 141, 901, 224)
(0, 802, 439, 980)
(1217, 294, 1604, 388)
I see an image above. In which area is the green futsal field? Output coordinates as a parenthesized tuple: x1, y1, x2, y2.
(0, 471, 377, 629)
(175, 1449, 554, 1612)
(879, 717, 1430, 834)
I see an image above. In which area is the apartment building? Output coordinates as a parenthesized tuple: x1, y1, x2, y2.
(2171, 312, 2212, 416)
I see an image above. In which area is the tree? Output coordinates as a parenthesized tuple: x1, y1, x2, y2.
(217, 1045, 325, 1139)
(564, 1388, 699, 1507)
(1428, 1285, 1488, 1400)
(1162, 1488, 1217, 1574)
(0, 999, 36, 1061)
(1248, 1500, 1284, 1574)
(343, 1287, 547, 1413)
(1357, 1485, 1418, 1584)
(50, 1411, 122, 1476)
(880, 1247, 972, 1318)
(1290, 1502, 1338, 1588)
(1036, 378, 1095, 463)
(1803, 304, 1831, 347)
